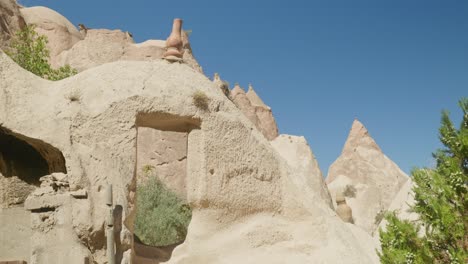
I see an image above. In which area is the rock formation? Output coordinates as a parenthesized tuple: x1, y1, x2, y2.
(247, 84, 279, 140)
(271, 134, 333, 208)
(326, 119, 409, 234)
(163, 18, 183, 62)
(0, 4, 203, 73)
(336, 192, 353, 223)
(212, 73, 230, 97)
(20, 6, 83, 67)
(230, 83, 261, 127)
(376, 178, 418, 234)
(0, 2, 396, 263)
(230, 83, 279, 141)
(0, 48, 380, 263)
(0, 0, 25, 49)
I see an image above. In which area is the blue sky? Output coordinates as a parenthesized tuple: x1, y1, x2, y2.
(19, 0, 468, 175)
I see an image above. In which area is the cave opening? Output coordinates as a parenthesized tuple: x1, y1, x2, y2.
(0, 126, 67, 207)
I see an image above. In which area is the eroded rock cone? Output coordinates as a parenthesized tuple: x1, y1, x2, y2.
(163, 18, 183, 62)
(336, 192, 353, 223)
(326, 119, 408, 234)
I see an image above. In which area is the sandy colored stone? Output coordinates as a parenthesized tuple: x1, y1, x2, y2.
(212, 73, 229, 97)
(0, 50, 380, 263)
(230, 83, 261, 128)
(326, 119, 409, 234)
(376, 178, 418, 234)
(0, 0, 26, 49)
(271, 134, 333, 208)
(0, 207, 32, 262)
(136, 127, 188, 199)
(20, 6, 83, 68)
(246, 85, 279, 141)
(0, 173, 36, 207)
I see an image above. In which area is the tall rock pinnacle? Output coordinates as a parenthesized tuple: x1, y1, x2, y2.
(326, 119, 408, 234)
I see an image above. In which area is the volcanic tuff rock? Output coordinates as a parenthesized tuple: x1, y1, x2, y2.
(326, 119, 409, 234)
(20, 6, 83, 68)
(247, 84, 279, 140)
(0, 49, 380, 263)
(376, 178, 418, 234)
(1, 3, 203, 73)
(0, 0, 25, 49)
(271, 134, 333, 208)
(230, 84, 279, 141)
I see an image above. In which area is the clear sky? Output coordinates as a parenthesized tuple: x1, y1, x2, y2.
(19, 0, 468, 175)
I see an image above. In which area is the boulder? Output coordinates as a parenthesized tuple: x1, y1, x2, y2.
(326, 119, 408, 234)
(0, 0, 26, 49)
(20, 6, 83, 68)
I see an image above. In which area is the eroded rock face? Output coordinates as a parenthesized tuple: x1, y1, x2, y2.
(20, 6, 83, 68)
(376, 178, 418, 234)
(230, 84, 261, 128)
(271, 134, 333, 208)
(0, 0, 25, 49)
(230, 84, 279, 141)
(136, 128, 188, 199)
(0, 51, 379, 263)
(246, 85, 279, 141)
(326, 120, 408, 234)
(3, 3, 201, 73)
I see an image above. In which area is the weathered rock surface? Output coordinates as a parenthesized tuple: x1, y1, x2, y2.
(230, 84, 279, 141)
(0, 206, 32, 262)
(20, 6, 83, 68)
(0, 50, 380, 263)
(0, 0, 25, 49)
(326, 119, 409, 234)
(230, 83, 261, 128)
(1, 2, 202, 73)
(271, 134, 333, 208)
(58, 28, 166, 72)
(246, 85, 279, 141)
(376, 178, 418, 234)
(136, 128, 188, 199)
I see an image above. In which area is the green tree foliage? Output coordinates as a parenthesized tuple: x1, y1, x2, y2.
(134, 173, 192, 246)
(379, 98, 468, 263)
(5, 25, 77, 80)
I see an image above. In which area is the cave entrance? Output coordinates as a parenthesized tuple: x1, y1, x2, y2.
(133, 113, 199, 262)
(0, 126, 67, 207)
(0, 126, 67, 262)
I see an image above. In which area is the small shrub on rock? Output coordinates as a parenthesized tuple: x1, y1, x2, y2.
(192, 90, 210, 111)
(134, 175, 192, 246)
(343, 184, 357, 198)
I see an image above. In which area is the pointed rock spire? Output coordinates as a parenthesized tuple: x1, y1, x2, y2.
(213, 73, 229, 97)
(342, 119, 381, 155)
(246, 84, 268, 108)
(230, 82, 245, 97)
(326, 118, 409, 234)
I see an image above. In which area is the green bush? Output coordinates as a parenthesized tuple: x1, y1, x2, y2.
(379, 98, 468, 263)
(5, 25, 77, 80)
(134, 175, 192, 246)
